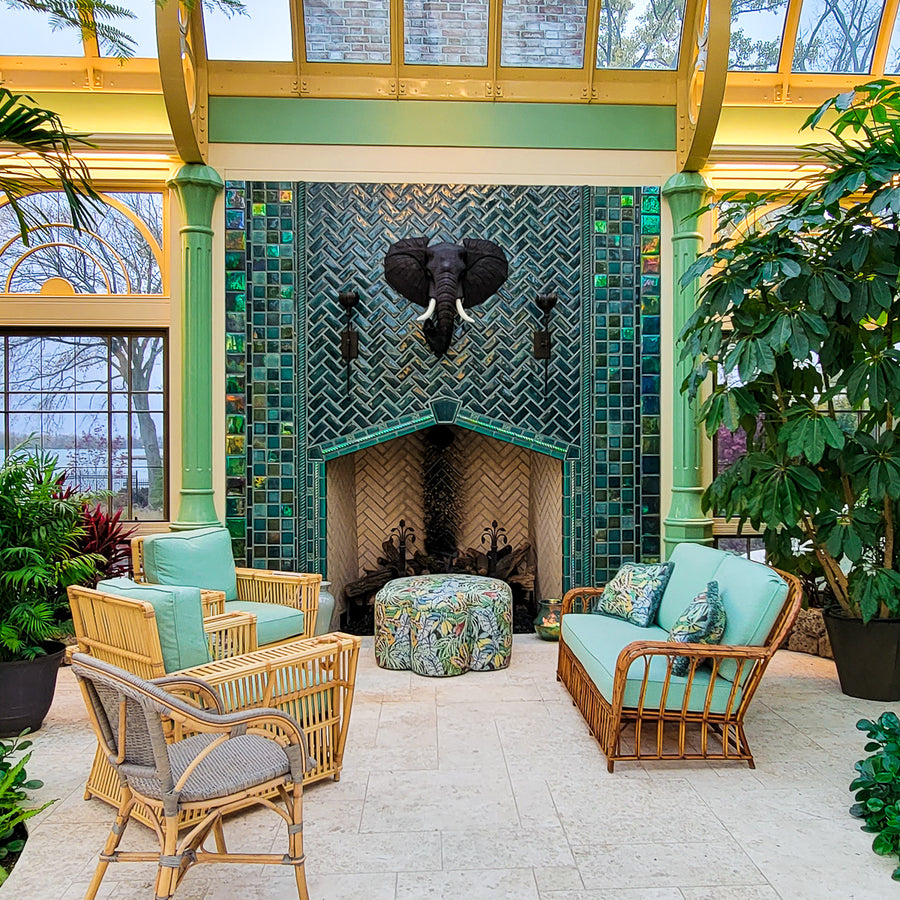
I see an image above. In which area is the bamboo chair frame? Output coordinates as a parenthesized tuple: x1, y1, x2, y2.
(68, 585, 360, 831)
(557, 568, 802, 772)
(132, 535, 321, 639)
(72, 654, 311, 900)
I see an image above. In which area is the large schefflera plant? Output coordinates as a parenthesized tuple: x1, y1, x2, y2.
(681, 79, 900, 623)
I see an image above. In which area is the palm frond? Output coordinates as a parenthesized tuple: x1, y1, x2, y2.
(0, 87, 102, 244)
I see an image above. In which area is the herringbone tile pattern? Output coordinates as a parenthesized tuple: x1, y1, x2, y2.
(304, 183, 582, 448)
(529, 449, 562, 598)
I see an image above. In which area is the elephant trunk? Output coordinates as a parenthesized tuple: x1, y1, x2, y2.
(427, 272, 461, 357)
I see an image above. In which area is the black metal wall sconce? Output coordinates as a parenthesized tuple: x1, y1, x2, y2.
(338, 289, 359, 392)
(534, 290, 558, 391)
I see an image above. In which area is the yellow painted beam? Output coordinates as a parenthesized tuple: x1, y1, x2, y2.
(24, 91, 171, 136)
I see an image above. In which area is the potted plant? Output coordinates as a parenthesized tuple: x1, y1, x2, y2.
(0, 448, 99, 736)
(681, 79, 900, 701)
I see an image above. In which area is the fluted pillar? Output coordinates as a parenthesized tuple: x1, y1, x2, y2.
(662, 172, 714, 555)
(167, 164, 223, 529)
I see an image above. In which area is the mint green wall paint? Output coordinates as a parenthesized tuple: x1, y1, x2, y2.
(209, 98, 675, 151)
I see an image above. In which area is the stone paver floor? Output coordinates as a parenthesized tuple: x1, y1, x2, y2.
(1, 636, 895, 899)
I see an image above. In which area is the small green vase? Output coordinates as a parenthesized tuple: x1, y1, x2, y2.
(534, 599, 562, 641)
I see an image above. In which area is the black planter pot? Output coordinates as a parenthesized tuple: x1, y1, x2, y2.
(823, 611, 900, 702)
(0, 641, 66, 738)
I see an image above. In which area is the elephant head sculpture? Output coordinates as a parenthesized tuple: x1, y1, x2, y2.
(384, 237, 509, 357)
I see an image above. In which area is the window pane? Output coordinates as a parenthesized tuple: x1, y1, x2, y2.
(0, 192, 163, 295)
(404, 0, 489, 66)
(0, 8, 84, 56)
(792, 0, 883, 73)
(597, 0, 686, 69)
(1, 331, 167, 521)
(304, 0, 391, 63)
(885, 8, 900, 72)
(97, 3, 158, 57)
(501, 0, 588, 68)
(205, 0, 293, 61)
(729, 0, 788, 71)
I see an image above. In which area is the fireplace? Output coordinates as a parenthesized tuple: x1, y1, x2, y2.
(325, 424, 562, 630)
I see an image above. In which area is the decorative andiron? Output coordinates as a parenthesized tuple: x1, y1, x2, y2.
(481, 519, 508, 578)
(384, 237, 509, 358)
(389, 519, 416, 572)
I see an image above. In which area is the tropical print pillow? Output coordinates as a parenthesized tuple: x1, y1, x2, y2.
(667, 581, 727, 677)
(593, 562, 675, 627)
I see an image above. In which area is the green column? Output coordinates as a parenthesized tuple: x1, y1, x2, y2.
(662, 172, 714, 555)
(167, 164, 224, 530)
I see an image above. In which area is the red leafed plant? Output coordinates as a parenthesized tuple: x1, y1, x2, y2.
(80, 505, 136, 584)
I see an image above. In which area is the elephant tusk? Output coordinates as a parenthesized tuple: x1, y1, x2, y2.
(456, 298, 476, 324)
(416, 298, 437, 322)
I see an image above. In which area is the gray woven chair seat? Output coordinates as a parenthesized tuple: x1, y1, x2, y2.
(130, 733, 290, 802)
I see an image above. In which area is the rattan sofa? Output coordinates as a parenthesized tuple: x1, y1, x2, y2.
(557, 543, 802, 771)
(68, 583, 360, 830)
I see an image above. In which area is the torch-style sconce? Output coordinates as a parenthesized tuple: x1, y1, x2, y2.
(338, 290, 359, 392)
(534, 290, 558, 392)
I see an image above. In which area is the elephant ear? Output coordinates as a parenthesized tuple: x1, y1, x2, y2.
(384, 237, 430, 308)
(461, 239, 508, 307)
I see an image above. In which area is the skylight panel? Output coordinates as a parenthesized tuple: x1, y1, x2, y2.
(728, 0, 788, 71)
(98, 2, 157, 58)
(792, 0, 883, 73)
(596, 0, 686, 70)
(404, 0, 489, 66)
(205, 0, 292, 61)
(0, 7, 85, 56)
(501, 0, 588, 69)
(883, 4, 900, 72)
(304, 0, 390, 64)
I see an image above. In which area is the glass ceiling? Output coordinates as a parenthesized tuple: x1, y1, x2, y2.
(5, 0, 900, 93)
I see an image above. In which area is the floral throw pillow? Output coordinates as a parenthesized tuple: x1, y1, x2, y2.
(667, 581, 727, 677)
(593, 562, 675, 627)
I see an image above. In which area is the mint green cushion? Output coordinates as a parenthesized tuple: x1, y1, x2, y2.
(98, 577, 211, 674)
(656, 543, 726, 632)
(224, 601, 305, 646)
(561, 612, 742, 714)
(714, 555, 788, 682)
(143, 527, 238, 602)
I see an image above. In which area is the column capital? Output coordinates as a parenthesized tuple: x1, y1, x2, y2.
(663, 172, 714, 233)
(167, 164, 223, 226)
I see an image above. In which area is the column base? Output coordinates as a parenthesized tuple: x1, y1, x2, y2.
(171, 489, 221, 531)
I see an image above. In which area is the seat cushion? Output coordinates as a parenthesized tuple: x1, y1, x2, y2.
(656, 543, 727, 632)
(129, 732, 290, 802)
(594, 562, 674, 627)
(667, 581, 726, 677)
(714, 555, 788, 681)
(561, 613, 742, 715)
(98, 577, 211, 674)
(142, 527, 238, 602)
(225, 600, 305, 646)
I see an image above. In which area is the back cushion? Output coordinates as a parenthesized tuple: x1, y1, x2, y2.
(656, 543, 727, 632)
(714, 555, 788, 681)
(142, 527, 238, 601)
(98, 577, 211, 673)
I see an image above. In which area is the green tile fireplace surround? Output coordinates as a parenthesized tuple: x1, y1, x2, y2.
(223, 182, 662, 592)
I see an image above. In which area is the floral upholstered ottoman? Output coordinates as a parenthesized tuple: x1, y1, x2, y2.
(374, 574, 513, 676)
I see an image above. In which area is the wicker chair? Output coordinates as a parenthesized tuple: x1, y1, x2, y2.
(68, 584, 360, 830)
(71, 653, 311, 900)
(132, 531, 321, 642)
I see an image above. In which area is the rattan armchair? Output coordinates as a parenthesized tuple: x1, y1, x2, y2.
(68, 585, 360, 831)
(71, 653, 311, 900)
(132, 534, 321, 640)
